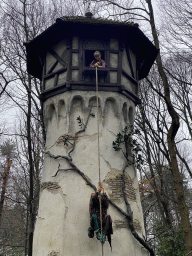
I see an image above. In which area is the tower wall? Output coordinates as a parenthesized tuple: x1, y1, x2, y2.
(33, 90, 148, 256)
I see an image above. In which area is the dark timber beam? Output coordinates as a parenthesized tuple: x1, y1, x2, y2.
(122, 69, 138, 85)
(48, 49, 67, 68)
(44, 68, 67, 79)
(47, 60, 59, 74)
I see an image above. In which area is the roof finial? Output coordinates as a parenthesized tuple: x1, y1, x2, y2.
(84, 0, 93, 18)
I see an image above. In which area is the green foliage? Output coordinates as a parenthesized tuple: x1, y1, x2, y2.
(63, 135, 70, 146)
(76, 116, 83, 128)
(154, 221, 186, 256)
(112, 125, 143, 169)
(76, 113, 95, 130)
(0, 139, 16, 159)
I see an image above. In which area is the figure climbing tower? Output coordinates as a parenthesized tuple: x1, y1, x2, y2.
(26, 13, 158, 256)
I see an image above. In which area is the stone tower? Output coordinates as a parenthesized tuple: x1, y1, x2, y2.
(26, 13, 158, 256)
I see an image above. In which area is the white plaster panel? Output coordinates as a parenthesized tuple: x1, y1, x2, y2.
(53, 40, 67, 58)
(121, 74, 137, 94)
(110, 53, 118, 68)
(131, 83, 137, 94)
(129, 48, 137, 78)
(122, 49, 132, 76)
(45, 77, 54, 90)
(72, 53, 79, 66)
(110, 39, 119, 50)
(58, 71, 67, 85)
(72, 70, 79, 81)
(121, 74, 130, 88)
(110, 71, 117, 83)
(46, 52, 56, 74)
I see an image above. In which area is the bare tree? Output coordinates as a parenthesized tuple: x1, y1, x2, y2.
(92, 0, 192, 253)
(0, 0, 47, 254)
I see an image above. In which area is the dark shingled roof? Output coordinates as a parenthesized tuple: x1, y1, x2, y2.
(26, 15, 158, 80)
(57, 15, 138, 27)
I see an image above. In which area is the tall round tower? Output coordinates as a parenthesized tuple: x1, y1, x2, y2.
(26, 14, 158, 256)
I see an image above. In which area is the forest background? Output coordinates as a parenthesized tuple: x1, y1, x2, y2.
(0, 0, 192, 255)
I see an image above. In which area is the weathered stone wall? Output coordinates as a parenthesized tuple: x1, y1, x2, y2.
(32, 91, 148, 256)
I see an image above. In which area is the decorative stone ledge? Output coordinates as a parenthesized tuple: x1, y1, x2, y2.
(48, 251, 60, 256)
(41, 182, 61, 193)
(114, 219, 141, 231)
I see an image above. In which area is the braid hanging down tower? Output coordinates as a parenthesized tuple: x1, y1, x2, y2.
(88, 66, 113, 254)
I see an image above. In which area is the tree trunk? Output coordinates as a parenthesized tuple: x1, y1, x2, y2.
(22, 0, 35, 254)
(27, 72, 35, 256)
(147, 0, 192, 254)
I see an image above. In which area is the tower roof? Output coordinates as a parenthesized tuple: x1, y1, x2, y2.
(57, 15, 137, 27)
(26, 15, 158, 80)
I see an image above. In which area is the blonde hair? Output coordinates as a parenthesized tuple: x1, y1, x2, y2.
(94, 51, 101, 57)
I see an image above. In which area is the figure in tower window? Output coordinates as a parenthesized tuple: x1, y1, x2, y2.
(90, 51, 106, 68)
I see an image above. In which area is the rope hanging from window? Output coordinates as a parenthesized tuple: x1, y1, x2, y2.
(96, 66, 104, 256)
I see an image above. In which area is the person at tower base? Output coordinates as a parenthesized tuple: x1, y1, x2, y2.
(88, 181, 113, 250)
(90, 51, 106, 68)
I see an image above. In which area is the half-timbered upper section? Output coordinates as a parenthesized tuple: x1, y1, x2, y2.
(26, 14, 158, 103)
